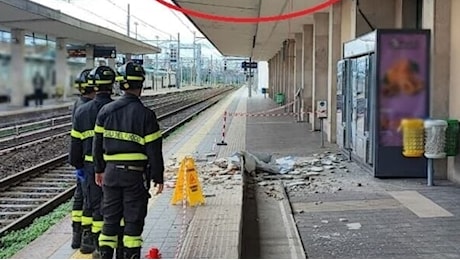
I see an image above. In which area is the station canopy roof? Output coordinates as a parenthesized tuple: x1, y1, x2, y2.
(0, 0, 160, 55)
(172, 0, 330, 61)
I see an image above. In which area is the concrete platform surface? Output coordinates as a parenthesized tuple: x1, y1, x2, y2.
(11, 84, 460, 259)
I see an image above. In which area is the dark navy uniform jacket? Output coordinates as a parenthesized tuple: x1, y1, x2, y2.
(71, 96, 92, 121)
(69, 93, 113, 169)
(92, 93, 164, 184)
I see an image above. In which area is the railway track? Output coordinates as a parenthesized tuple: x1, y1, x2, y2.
(0, 88, 221, 155)
(0, 87, 234, 237)
(0, 88, 205, 129)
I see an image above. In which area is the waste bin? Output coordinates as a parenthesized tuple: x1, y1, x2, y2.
(445, 119, 459, 156)
(400, 119, 425, 158)
(275, 93, 285, 105)
(424, 119, 447, 159)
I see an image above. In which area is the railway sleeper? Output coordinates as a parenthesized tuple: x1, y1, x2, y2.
(22, 181, 73, 188)
(0, 211, 26, 217)
(0, 197, 48, 203)
(0, 204, 36, 209)
(0, 199, 46, 205)
(0, 192, 56, 198)
(34, 177, 75, 182)
(10, 187, 65, 192)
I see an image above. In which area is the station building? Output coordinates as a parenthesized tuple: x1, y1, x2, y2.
(173, 0, 460, 184)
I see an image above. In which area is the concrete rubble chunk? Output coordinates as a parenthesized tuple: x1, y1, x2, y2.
(346, 223, 362, 230)
(213, 158, 228, 168)
(227, 162, 240, 170)
(286, 181, 309, 187)
(205, 152, 217, 157)
(311, 159, 321, 164)
(289, 170, 301, 175)
(321, 159, 333, 165)
(305, 172, 321, 177)
(310, 166, 324, 172)
(263, 175, 294, 180)
(218, 170, 230, 175)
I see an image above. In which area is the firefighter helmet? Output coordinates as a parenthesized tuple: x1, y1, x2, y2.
(74, 68, 95, 95)
(87, 66, 116, 92)
(116, 62, 145, 90)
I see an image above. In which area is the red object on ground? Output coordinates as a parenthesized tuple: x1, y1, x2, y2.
(146, 247, 162, 259)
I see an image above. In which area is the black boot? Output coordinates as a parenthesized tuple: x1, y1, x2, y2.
(99, 246, 114, 259)
(71, 222, 82, 249)
(115, 242, 124, 258)
(124, 247, 141, 259)
(92, 232, 101, 259)
(115, 229, 124, 259)
(79, 225, 95, 254)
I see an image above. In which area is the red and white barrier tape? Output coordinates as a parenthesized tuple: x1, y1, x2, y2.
(229, 112, 306, 117)
(226, 100, 300, 117)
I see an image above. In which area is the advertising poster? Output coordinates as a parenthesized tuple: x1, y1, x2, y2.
(377, 31, 429, 147)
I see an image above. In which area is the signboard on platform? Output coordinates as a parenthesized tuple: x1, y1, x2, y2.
(67, 45, 86, 58)
(94, 46, 116, 58)
(241, 61, 257, 69)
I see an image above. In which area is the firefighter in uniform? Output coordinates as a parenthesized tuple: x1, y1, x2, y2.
(69, 66, 116, 256)
(70, 68, 96, 249)
(93, 62, 164, 259)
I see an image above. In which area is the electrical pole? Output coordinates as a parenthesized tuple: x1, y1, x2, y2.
(197, 44, 201, 86)
(192, 31, 196, 86)
(248, 57, 252, 98)
(155, 35, 159, 90)
(127, 4, 130, 37)
(155, 36, 159, 70)
(134, 22, 138, 39)
(177, 32, 181, 89)
(210, 55, 213, 86)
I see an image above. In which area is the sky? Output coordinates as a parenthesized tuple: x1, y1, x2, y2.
(30, 0, 223, 58)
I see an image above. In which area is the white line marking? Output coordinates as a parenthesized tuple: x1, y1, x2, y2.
(279, 200, 299, 259)
(389, 191, 453, 218)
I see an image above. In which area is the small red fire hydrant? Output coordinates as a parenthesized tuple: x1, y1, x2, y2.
(146, 247, 162, 259)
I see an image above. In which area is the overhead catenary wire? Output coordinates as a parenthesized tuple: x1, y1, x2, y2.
(105, 0, 177, 39)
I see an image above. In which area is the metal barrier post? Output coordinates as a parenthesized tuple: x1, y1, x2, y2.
(217, 111, 228, 146)
(320, 118, 325, 148)
(427, 158, 434, 186)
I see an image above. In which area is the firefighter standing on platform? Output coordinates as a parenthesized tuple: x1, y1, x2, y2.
(70, 68, 96, 249)
(93, 62, 164, 259)
(69, 66, 116, 257)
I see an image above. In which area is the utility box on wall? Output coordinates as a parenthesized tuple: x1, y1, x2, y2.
(317, 100, 328, 118)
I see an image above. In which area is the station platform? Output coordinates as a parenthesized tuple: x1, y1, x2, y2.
(0, 85, 208, 118)
(10, 85, 460, 259)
